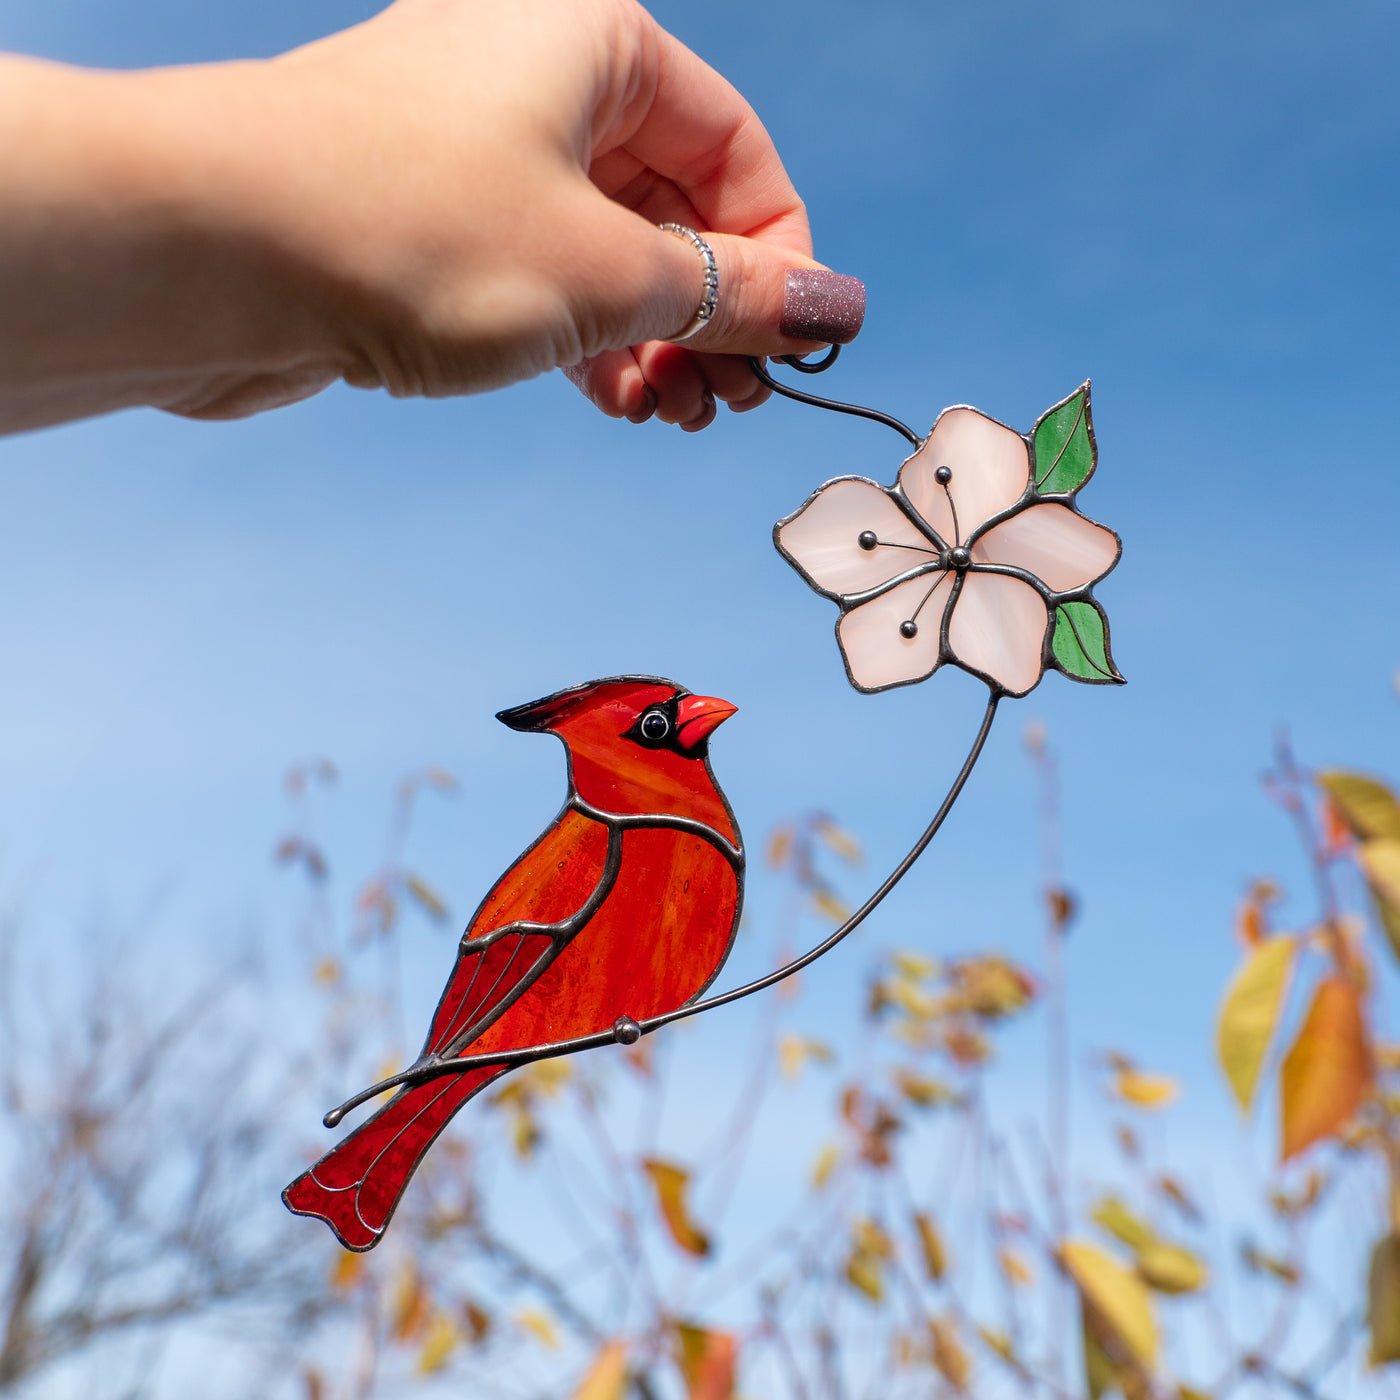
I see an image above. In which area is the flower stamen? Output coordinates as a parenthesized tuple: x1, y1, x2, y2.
(934, 464, 960, 545)
(856, 530, 939, 557)
(898, 570, 950, 640)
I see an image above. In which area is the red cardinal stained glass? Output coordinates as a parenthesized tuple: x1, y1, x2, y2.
(283, 676, 743, 1250)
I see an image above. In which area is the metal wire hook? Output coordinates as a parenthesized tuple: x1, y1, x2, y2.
(748, 348, 923, 448)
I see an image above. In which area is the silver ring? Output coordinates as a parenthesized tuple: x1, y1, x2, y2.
(660, 223, 719, 342)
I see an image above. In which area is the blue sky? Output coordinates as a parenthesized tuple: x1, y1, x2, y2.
(2, 0, 1398, 1374)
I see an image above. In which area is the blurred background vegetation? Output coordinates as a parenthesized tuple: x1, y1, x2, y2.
(5, 710, 1400, 1398)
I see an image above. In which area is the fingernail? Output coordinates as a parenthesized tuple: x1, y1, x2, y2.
(680, 393, 717, 433)
(626, 387, 656, 425)
(781, 269, 866, 345)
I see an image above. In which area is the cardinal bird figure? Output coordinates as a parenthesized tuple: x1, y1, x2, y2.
(283, 676, 744, 1250)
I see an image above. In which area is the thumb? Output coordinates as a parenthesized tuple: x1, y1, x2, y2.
(679, 229, 866, 356)
(570, 205, 864, 359)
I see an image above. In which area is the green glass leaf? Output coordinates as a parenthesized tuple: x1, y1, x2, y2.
(1051, 600, 1123, 684)
(1033, 382, 1095, 495)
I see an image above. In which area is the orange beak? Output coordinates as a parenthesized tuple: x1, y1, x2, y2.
(675, 693, 738, 750)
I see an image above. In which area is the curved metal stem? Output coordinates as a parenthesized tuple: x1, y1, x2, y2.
(748, 353, 922, 448)
(323, 690, 1000, 1122)
(648, 688, 998, 1024)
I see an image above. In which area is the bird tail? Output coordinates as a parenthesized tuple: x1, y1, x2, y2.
(282, 1064, 500, 1251)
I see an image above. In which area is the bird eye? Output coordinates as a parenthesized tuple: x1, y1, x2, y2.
(640, 710, 670, 741)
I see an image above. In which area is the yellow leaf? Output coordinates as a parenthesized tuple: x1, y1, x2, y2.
(765, 824, 794, 869)
(492, 1058, 572, 1157)
(406, 873, 449, 922)
(890, 949, 937, 979)
(1368, 1234, 1400, 1365)
(390, 1266, 429, 1341)
(778, 1034, 834, 1081)
(886, 978, 938, 1018)
(673, 1324, 736, 1400)
(525, 1058, 573, 1097)
(1137, 1243, 1208, 1294)
(854, 1217, 894, 1258)
(1217, 935, 1297, 1114)
(573, 1341, 629, 1400)
(976, 1325, 1017, 1365)
(955, 955, 1036, 1019)
(1366, 840, 1400, 901)
(914, 1212, 946, 1281)
(812, 889, 852, 924)
(1280, 975, 1373, 1160)
(1317, 771, 1400, 841)
(1114, 1068, 1179, 1110)
(845, 1217, 893, 1301)
(815, 817, 863, 864)
(894, 1069, 955, 1108)
(1082, 1308, 1117, 1400)
(516, 1308, 561, 1350)
(811, 1142, 841, 1190)
(1090, 1195, 1155, 1252)
(313, 956, 341, 987)
(1242, 1244, 1300, 1284)
(845, 1252, 885, 1302)
(999, 1247, 1033, 1286)
(1061, 1240, 1158, 1368)
(674, 1322, 708, 1387)
(511, 1105, 541, 1158)
(417, 1311, 459, 1374)
(641, 1159, 711, 1257)
(929, 1315, 971, 1391)
(329, 1249, 365, 1291)
(778, 1034, 804, 1079)
(1360, 840, 1400, 962)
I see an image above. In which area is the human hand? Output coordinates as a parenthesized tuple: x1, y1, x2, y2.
(0, 0, 864, 433)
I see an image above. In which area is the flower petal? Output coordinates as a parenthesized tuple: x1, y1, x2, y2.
(947, 572, 1049, 696)
(776, 478, 939, 597)
(836, 571, 951, 691)
(972, 504, 1120, 593)
(900, 409, 1030, 546)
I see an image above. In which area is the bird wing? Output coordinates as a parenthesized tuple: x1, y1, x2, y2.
(422, 807, 615, 1060)
(477, 823, 742, 1039)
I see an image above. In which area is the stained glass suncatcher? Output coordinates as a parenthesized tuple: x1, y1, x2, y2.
(285, 355, 1123, 1249)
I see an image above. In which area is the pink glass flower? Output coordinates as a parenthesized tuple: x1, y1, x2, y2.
(775, 390, 1122, 697)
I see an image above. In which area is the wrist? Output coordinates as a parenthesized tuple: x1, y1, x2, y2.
(0, 55, 352, 429)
